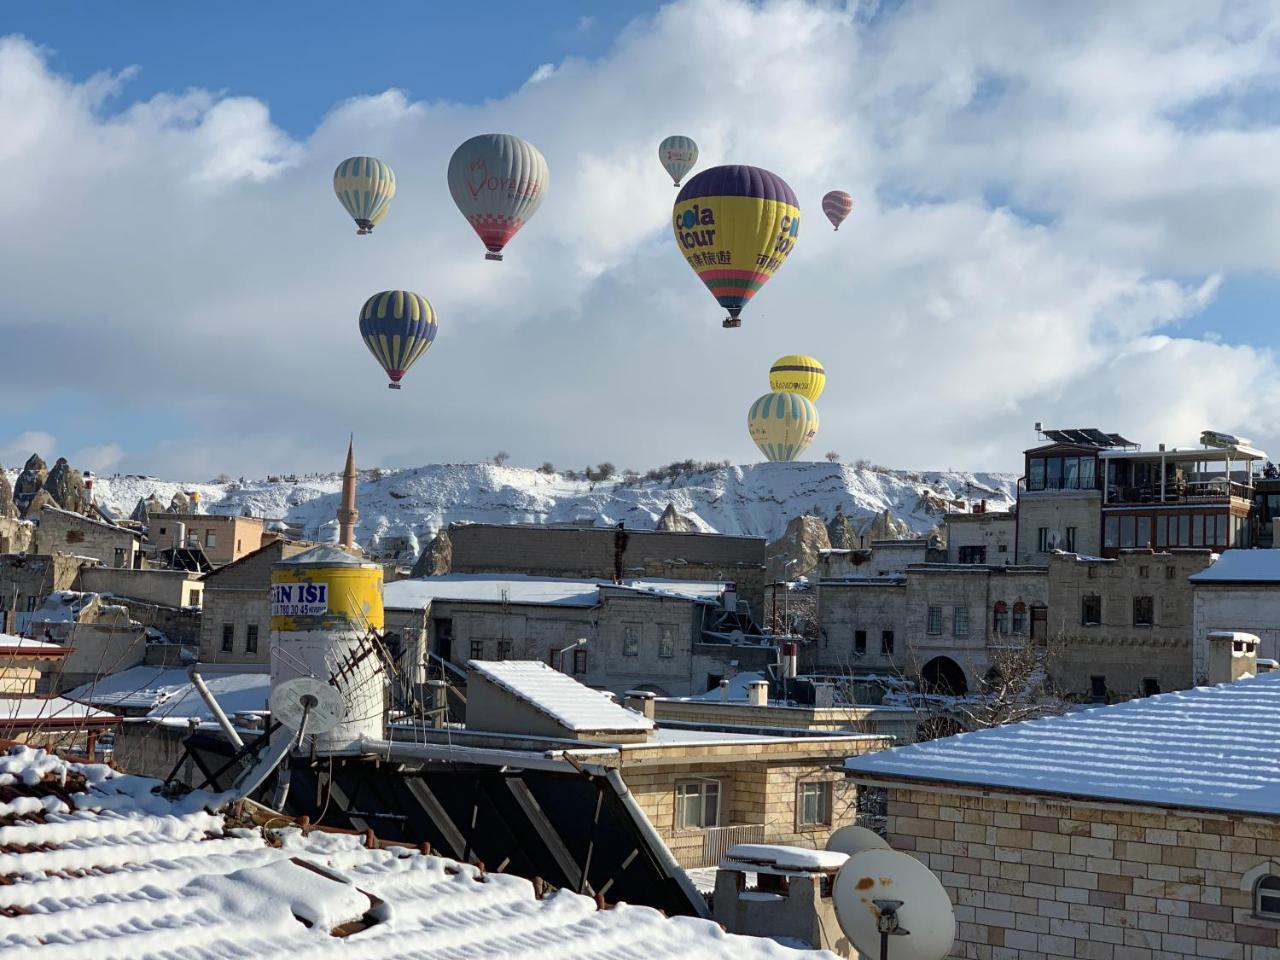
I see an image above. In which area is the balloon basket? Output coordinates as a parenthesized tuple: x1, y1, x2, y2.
(356, 220, 373, 235)
(484, 252, 504, 261)
(722, 317, 742, 329)
(388, 383, 401, 390)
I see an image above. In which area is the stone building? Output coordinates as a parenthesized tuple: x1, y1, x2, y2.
(32, 505, 141, 569)
(437, 522, 769, 619)
(197, 540, 316, 663)
(0, 553, 94, 634)
(1047, 549, 1214, 701)
(816, 538, 945, 579)
(26, 591, 147, 692)
(816, 564, 1047, 696)
(844, 664, 1280, 960)
(77, 566, 204, 609)
(1015, 429, 1117, 563)
(0, 633, 71, 694)
(383, 574, 773, 697)
(945, 507, 1015, 565)
(1191, 549, 1280, 683)
(0, 516, 33, 553)
(146, 511, 266, 567)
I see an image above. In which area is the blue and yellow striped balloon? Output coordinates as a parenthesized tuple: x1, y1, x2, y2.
(358, 291, 438, 390)
(334, 157, 396, 235)
(747, 391, 819, 462)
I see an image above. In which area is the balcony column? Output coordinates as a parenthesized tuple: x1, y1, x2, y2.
(1160, 450, 1166, 503)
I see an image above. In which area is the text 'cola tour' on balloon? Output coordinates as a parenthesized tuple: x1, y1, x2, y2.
(821, 190, 853, 231)
(358, 290, 438, 390)
(769, 354, 826, 403)
(334, 157, 396, 235)
(658, 135, 699, 187)
(447, 134, 549, 261)
(748, 391, 819, 462)
(672, 165, 800, 329)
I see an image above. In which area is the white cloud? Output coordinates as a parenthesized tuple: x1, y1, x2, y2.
(74, 443, 125, 473)
(0, 431, 57, 467)
(1, 1, 1279, 479)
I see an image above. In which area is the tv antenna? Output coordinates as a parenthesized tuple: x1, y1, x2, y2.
(832, 848, 956, 960)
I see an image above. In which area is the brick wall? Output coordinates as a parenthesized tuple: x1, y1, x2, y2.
(884, 784, 1280, 960)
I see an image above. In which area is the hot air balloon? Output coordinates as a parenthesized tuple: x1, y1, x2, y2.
(769, 355, 826, 403)
(658, 135, 699, 187)
(822, 190, 853, 231)
(748, 391, 819, 462)
(447, 134, 548, 261)
(334, 157, 396, 235)
(673, 165, 800, 328)
(358, 290, 438, 389)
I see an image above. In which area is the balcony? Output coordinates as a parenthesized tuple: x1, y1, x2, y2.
(670, 822, 767, 869)
(1019, 476, 1103, 494)
(1104, 478, 1254, 506)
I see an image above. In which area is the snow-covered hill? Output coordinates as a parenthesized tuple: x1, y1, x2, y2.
(73, 462, 1016, 555)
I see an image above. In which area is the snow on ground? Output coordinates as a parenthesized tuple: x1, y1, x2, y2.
(0, 745, 831, 959)
(72, 460, 1015, 551)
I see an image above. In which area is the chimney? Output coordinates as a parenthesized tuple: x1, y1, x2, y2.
(747, 680, 768, 707)
(1207, 631, 1259, 685)
(428, 679, 447, 728)
(781, 641, 798, 679)
(722, 581, 738, 614)
(624, 689, 656, 719)
(718, 679, 729, 702)
(173, 521, 186, 549)
(1258, 659, 1279, 675)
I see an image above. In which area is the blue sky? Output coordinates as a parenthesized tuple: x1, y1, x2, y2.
(1, 1, 1279, 479)
(4, 2, 660, 135)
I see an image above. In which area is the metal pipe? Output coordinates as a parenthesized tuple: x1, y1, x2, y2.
(186, 664, 244, 750)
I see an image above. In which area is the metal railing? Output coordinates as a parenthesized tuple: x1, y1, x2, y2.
(672, 822, 767, 868)
(1104, 479, 1253, 505)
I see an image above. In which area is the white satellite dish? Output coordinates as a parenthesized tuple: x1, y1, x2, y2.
(826, 824, 891, 858)
(270, 677, 344, 736)
(832, 848, 956, 960)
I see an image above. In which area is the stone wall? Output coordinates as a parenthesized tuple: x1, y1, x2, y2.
(0, 517, 33, 554)
(77, 567, 204, 608)
(1048, 550, 1213, 699)
(1, 554, 95, 632)
(1194, 584, 1280, 683)
(33, 507, 139, 569)
(1016, 491, 1101, 564)
(884, 783, 1280, 960)
(816, 578, 907, 672)
(946, 513, 1016, 564)
(147, 513, 264, 566)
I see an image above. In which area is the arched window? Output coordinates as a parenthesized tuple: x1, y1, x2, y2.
(1257, 876, 1280, 918)
(1012, 601, 1027, 635)
(992, 601, 1010, 635)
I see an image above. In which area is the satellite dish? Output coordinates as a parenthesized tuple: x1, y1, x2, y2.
(832, 848, 956, 960)
(826, 824, 891, 858)
(270, 677, 344, 736)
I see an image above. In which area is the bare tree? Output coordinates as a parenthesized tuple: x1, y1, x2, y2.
(825, 451, 841, 463)
(493, 451, 510, 466)
(538, 462, 556, 475)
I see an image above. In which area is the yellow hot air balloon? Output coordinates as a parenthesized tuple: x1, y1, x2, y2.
(769, 355, 826, 403)
(334, 157, 396, 235)
(748, 392, 819, 462)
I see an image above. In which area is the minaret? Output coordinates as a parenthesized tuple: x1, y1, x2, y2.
(338, 436, 359, 551)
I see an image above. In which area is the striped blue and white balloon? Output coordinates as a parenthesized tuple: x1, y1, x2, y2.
(334, 157, 396, 235)
(747, 391, 819, 462)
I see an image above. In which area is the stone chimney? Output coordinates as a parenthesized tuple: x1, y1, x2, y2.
(624, 690, 656, 720)
(338, 437, 359, 551)
(1207, 631, 1259, 685)
(747, 679, 769, 707)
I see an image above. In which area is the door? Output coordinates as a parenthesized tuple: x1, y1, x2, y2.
(434, 618, 453, 662)
(1030, 605, 1048, 641)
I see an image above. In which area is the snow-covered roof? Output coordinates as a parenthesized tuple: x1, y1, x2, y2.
(1, 697, 118, 727)
(384, 574, 725, 610)
(844, 672, 1280, 816)
(146, 671, 271, 723)
(469, 660, 654, 733)
(1190, 549, 1280, 584)
(724, 844, 849, 872)
(0, 745, 826, 959)
(0, 633, 69, 656)
(66, 664, 193, 711)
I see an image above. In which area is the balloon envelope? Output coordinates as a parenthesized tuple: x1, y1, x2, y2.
(673, 165, 799, 327)
(659, 135, 699, 186)
(769, 354, 826, 403)
(447, 134, 549, 260)
(748, 391, 819, 462)
(334, 157, 396, 234)
(358, 290, 438, 389)
(822, 190, 853, 231)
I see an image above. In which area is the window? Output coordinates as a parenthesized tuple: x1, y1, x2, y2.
(206, 530, 217, 549)
(158, 526, 167, 537)
(1090, 675, 1107, 702)
(1037, 527, 1051, 552)
(926, 606, 942, 635)
(1256, 876, 1280, 918)
(1028, 457, 1046, 490)
(1087, 565, 1098, 579)
(1064, 527, 1076, 552)
(623, 625, 640, 657)
(1193, 514, 1205, 546)
(1138, 565, 1149, 579)
(1133, 596, 1153, 627)
(881, 630, 894, 655)
(113, 547, 126, 567)
(957, 545, 986, 564)
(797, 781, 832, 827)
(1142, 677, 1160, 697)
(189, 590, 201, 606)
(675, 780, 720, 829)
(245, 624, 259, 653)
(1137, 517, 1151, 549)
(495, 639, 512, 661)
(992, 601, 1010, 635)
(1104, 516, 1119, 548)
(237, 538, 243, 552)
(470, 640, 484, 660)
(658, 626, 675, 659)
(854, 630, 866, 655)
(25, 596, 38, 612)
(1179, 515, 1190, 546)
(573, 647, 588, 675)
(1012, 601, 1027, 634)
(1120, 516, 1136, 549)
(953, 607, 969, 637)
(1081, 594, 1101, 626)
(1166, 566, 1176, 580)
(1155, 516, 1167, 547)
(221, 623, 234, 652)
(997, 544, 1008, 553)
